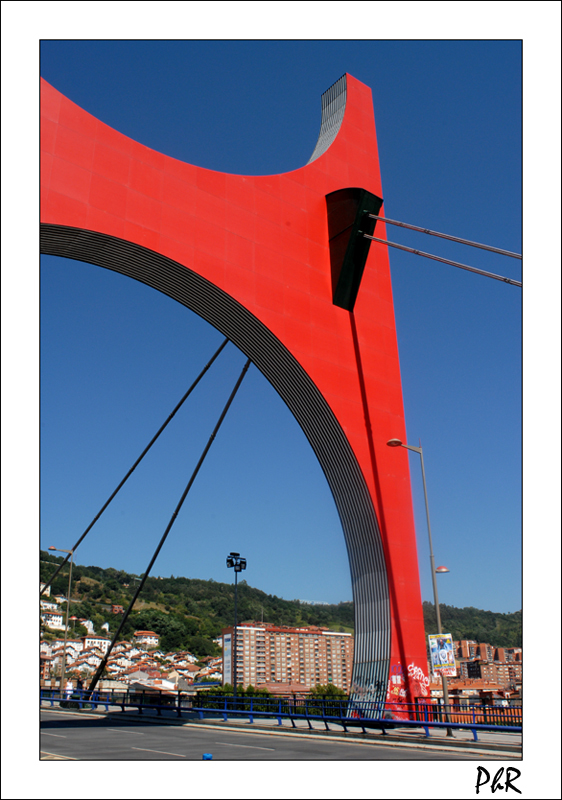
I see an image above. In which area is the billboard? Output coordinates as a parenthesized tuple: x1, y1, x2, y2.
(223, 634, 232, 686)
(428, 634, 457, 677)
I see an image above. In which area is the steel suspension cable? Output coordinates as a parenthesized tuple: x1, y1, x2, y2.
(368, 214, 521, 259)
(86, 357, 251, 695)
(363, 233, 522, 287)
(41, 337, 230, 596)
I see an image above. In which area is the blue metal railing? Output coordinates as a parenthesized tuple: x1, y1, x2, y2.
(190, 695, 521, 741)
(40, 687, 190, 717)
(40, 689, 521, 742)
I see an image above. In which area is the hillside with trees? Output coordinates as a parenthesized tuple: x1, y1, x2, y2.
(423, 601, 521, 648)
(40, 552, 521, 655)
(40, 552, 353, 656)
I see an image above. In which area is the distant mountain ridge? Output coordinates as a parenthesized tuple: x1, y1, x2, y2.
(40, 552, 521, 654)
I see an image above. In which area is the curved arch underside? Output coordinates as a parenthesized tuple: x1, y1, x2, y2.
(41, 223, 391, 702)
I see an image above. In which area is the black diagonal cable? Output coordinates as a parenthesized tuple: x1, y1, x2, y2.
(86, 357, 251, 696)
(368, 213, 522, 259)
(41, 338, 229, 596)
(363, 233, 522, 287)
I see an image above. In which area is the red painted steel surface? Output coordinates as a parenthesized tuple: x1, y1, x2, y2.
(41, 74, 429, 702)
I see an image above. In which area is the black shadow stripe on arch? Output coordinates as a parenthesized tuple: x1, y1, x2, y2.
(40, 223, 391, 705)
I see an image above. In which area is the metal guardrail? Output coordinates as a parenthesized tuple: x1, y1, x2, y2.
(192, 696, 522, 742)
(40, 690, 522, 743)
(40, 687, 191, 717)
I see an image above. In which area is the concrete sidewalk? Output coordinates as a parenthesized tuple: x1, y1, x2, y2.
(186, 712, 521, 754)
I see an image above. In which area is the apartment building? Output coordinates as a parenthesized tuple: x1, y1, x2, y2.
(222, 623, 354, 692)
(477, 643, 494, 662)
(455, 639, 478, 659)
(495, 647, 522, 663)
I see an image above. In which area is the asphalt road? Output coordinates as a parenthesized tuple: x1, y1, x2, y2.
(40, 710, 489, 760)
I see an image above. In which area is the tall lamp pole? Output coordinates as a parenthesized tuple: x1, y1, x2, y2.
(226, 552, 246, 700)
(48, 546, 74, 697)
(386, 439, 454, 735)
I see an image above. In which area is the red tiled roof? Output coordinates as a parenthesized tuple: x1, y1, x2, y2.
(260, 682, 310, 695)
(448, 679, 504, 691)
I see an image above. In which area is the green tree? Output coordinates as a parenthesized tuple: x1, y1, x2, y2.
(309, 684, 347, 698)
(187, 635, 218, 658)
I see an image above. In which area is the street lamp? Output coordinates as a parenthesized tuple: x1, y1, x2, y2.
(386, 438, 454, 735)
(48, 546, 74, 697)
(226, 552, 246, 700)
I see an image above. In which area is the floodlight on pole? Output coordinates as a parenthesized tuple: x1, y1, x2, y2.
(226, 552, 246, 700)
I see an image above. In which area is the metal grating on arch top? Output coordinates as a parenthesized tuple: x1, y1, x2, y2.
(41, 222, 391, 708)
(307, 75, 347, 164)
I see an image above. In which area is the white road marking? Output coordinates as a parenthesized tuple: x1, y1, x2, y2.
(106, 728, 144, 735)
(41, 710, 102, 719)
(42, 732, 67, 738)
(215, 741, 275, 751)
(131, 747, 186, 757)
(40, 751, 77, 760)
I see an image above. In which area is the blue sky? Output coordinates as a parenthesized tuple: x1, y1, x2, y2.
(38, 39, 523, 612)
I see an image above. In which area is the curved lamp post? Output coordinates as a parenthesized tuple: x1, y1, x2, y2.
(386, 439, 454, 735)
(48, 545, 74, 697)
(226, 552, 246, 700)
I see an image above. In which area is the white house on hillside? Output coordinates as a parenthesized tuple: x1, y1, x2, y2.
(133, 631, 160, 648)
(78, 619, 95, 634)
(41, 611, 64, 630)
(40, 641, 52, 657)
(81, 635, 111, 654)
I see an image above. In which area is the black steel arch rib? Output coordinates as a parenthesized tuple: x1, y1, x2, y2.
(41, 223, 391, 705)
